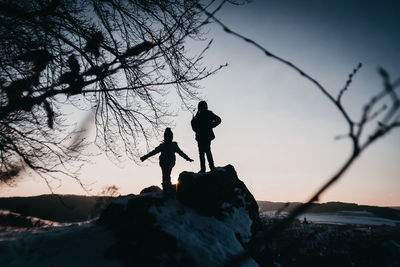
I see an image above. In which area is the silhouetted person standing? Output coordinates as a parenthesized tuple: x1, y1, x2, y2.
(191, 101, 221, 173)
(140, 128, 193, 193)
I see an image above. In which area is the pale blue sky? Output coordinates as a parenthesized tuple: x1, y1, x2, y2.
(3, 0, 400, 206)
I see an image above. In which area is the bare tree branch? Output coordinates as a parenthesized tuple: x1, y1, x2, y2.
(193, 4, 400, 266)
(0, 0, 237, 188)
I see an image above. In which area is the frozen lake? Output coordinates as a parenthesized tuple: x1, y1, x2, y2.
(261, 210, 400, 226)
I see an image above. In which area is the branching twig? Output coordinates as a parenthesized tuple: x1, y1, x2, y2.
(0, 0, 232, 187)
(195, 4, 400, 266)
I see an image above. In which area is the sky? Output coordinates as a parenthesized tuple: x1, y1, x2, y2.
(2, 0, 400, 206)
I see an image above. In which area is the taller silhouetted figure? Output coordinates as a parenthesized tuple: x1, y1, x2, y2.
(191, 101, 221, 173)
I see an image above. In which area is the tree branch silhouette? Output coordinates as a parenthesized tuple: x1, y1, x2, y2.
(0, 0, 237, 188)
(196, 3, 400, 266)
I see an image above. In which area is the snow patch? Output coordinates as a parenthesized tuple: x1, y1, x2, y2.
(222, 206, 253, 243)
(149, 199, 258, 267)
(0, 221, 120, 266)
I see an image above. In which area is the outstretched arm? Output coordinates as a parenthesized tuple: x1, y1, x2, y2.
(140, 145, 161, 161)
(175, 144, 193, 162)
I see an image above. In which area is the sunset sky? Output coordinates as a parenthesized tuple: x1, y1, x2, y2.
(2, 0, 399, 206)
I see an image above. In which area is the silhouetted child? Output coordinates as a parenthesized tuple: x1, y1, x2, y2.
(140, 128, 193, 193)
(191, 101, 221, 172)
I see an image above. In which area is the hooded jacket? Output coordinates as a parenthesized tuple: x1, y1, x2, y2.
(191, 110, 221, 142)
(142, 141, 190, 166)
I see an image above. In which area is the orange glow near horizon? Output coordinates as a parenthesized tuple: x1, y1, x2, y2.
(171, 174, 179, 185)
(1, 1, 400, 209)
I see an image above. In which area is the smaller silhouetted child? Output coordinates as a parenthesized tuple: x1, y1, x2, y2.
(140, 128, 193, 193)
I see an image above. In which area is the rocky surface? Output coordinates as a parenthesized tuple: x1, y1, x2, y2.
(177, 165, 261, 234)
(99, 165, 260, 266)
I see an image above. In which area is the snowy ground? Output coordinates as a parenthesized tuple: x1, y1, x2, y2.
(110, 192, 258, 267)
(4, 203, 398, 266)
(261, 210, 400, 226)
(0, 193, 258, 267)
(0, 218, 120, 267)
(149, 198, 257, 267)
(1, 208, 398, 267)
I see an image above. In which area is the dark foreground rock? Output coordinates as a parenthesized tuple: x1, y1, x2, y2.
(99, 165, 260, 266)
(177, 165, 262, 234)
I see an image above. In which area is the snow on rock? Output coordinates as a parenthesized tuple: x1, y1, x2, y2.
(99, 165, 261, 266)
(177, 165, 262, 234)
(0, 209, 58, 228)
(0, 220, 120, 266)
(149, 199, 257, 266)
(0, 165, 260, 266)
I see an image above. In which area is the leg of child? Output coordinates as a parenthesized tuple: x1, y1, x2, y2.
(205, 141, 215, 171)
(198, 141, 206, 172)
(161, 165, 173, 192)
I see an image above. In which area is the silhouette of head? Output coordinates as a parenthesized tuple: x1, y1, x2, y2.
(198, 101, 208, 112)
(164, 127, 173, 143)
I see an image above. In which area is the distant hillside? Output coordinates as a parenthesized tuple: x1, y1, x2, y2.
(257, 201, 400, 220)
(257, 201, 302, 213)
(2, 195, 400, 223)
(0, 195, 113, 222)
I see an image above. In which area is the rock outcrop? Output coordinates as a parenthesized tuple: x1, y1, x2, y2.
(99, 165, 260, 266)
(177, 165, 261, 234)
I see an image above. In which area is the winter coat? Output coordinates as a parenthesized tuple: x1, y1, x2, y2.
(191, 110, 221, 142)
(142, 141, 191, 166)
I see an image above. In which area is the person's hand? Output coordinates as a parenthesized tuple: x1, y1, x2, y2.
(140, 156, 146, 162)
